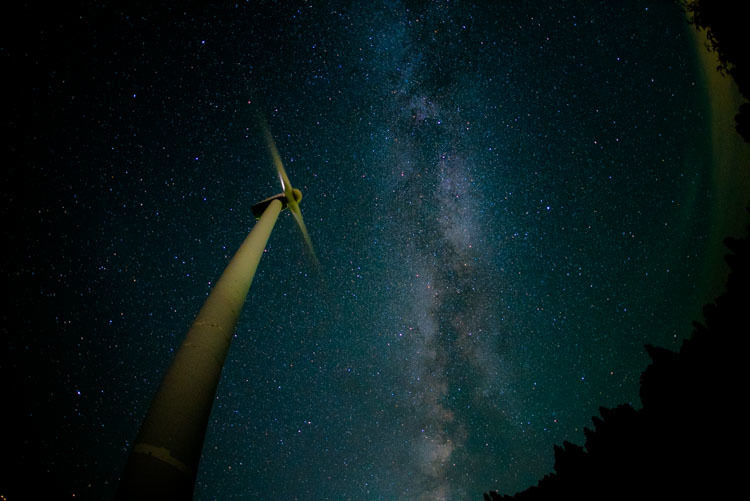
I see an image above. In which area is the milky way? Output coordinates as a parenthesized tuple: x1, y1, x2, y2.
(6, 1, 748, 500)
(372, 78, 508, 498)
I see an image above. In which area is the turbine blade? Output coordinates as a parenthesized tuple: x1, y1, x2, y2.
(260, 120, 294, 201)
(257, 114, 318, 270)
(288, 200, 320, 270)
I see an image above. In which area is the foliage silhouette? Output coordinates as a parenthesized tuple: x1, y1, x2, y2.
(485, 4, 750, 497)
(683, 0, 750, 142)
(485, 224, 748, 500)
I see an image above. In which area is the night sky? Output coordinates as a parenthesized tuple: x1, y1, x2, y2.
(5, 1, 750, 499)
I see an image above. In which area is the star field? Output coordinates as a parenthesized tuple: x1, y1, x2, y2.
(4, 1, 749, 499)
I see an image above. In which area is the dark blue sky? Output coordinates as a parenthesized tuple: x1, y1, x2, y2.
(5, 1, 749, 499)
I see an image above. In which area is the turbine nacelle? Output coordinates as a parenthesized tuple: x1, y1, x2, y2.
(251, 188, 302, 220)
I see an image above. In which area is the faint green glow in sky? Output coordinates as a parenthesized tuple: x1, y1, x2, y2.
(686, 14, 750, 306)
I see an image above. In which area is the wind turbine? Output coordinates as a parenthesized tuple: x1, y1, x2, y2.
(117, 121, 316, 500)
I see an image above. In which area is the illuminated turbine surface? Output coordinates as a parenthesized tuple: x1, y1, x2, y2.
(116, 119, 315, 499)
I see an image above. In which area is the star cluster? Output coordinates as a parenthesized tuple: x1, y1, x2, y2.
(4, 1, 746, 499)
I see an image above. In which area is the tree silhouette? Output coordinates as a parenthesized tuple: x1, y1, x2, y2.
(485, 225, 749, 500)
(683, 0, 750, 142)
(485, 4, 750, 497)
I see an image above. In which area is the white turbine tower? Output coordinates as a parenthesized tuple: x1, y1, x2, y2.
(118, 119, 316, 500)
